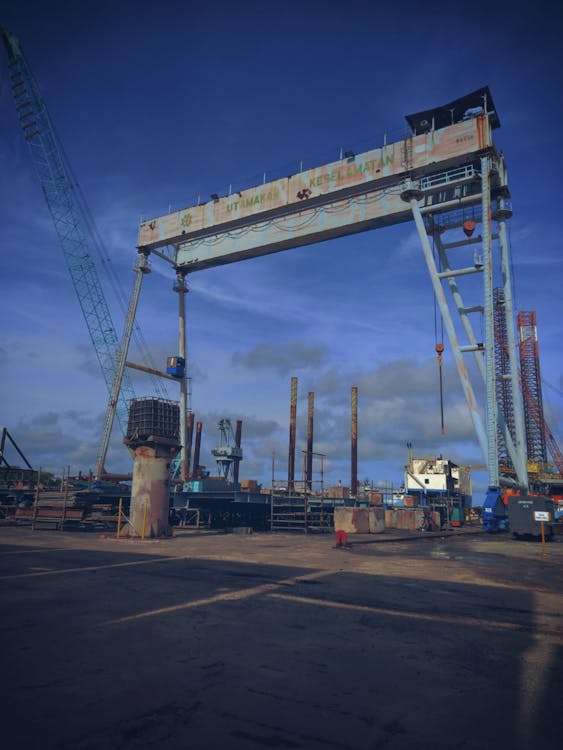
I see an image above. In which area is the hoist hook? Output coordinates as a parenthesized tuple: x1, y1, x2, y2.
(436, 343, 445, 435)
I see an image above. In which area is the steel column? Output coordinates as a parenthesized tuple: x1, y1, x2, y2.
(351, 386, 358, 497)
(433, 228, 521, 475)
(193, 421, 202, 476)
(175, 271, 189, 482)
(288, 377, 297, 493)
(407, 194, 489, 462)
(481, 157, 499, 486)
(306, 392, 314, 491)
(186, 412, 194, 477)
(96, 250, 150, 477)
(233, 419, 242, 484)
(496, 193, 528, 488)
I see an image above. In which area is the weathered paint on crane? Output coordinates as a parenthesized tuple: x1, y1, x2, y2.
(138, 116, 491, 263)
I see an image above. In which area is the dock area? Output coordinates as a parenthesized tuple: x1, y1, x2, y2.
(1, 526, 561, 750)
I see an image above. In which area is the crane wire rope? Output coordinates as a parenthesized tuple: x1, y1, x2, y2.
(432, 232, 446, 435)
(58, 138, 169, 399)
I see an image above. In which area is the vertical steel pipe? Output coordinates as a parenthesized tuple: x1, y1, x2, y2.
(186, 412, 195, 477)
(176, 272, 189, 482)
(233, 419, 243, 484)
(481, 156, 500, 487)
(288, 377, 297, 493)
(351, 386, 358, 497)
(306, 392, 314, 491)
(496, 169, 528, 489)
(193, 421, 202, 477)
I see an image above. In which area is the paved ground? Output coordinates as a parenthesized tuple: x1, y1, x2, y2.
(1, 526, 562, 750)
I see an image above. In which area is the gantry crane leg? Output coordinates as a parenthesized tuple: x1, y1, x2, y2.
(405, 189, 490, 464)
(405, 153, 529, 492)
(174, 271, 189, 482)
(96, 251, 151, 477)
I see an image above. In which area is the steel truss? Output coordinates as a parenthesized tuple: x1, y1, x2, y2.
(403, 157, 528, 488)
(494, 287, 516, 468)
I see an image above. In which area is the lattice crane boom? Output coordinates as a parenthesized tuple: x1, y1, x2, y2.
(1, 28, 135, 437)
(518, 310, 563, 474)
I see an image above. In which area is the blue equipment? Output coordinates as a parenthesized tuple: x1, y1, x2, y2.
(482, 486, 508, 532)
(166, 356, 185, 378)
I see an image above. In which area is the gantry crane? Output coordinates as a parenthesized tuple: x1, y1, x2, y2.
(1, 28, 141, 471)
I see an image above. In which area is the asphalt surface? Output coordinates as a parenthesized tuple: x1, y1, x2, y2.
(1, 527, 562, 750)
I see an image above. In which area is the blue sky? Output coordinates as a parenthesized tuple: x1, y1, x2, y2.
(1, 0, 562, 499)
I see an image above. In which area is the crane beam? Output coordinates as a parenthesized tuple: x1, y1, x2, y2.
(138, 119, 490, 268)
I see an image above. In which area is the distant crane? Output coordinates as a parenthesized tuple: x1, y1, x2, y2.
(1, 28, 164, 473)
(0, 427, 33, 470)
(518, 311, 563, 475)
(493, 292, 562, 477)
(211, 419, 243, 483)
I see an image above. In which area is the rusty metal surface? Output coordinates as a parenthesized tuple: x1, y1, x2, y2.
(306, 392, 314, 491)
(186, 413, 194, 476)
(193, 421, 202, 476)
(233, 420, 242, 485)
(334, 507, 371, 534)
(128, 443, 178, 537)
(384, 508, 441, 530)
(369, 508, 386, 533)
(138, 117, 489, 252)
(288, 377, 297, 493)
(125, 360, 178, 382)
(351, 386, 358, 497)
